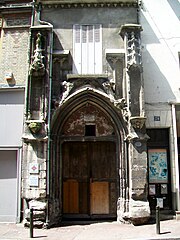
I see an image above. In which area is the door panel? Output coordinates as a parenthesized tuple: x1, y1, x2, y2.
(79, 182, 89, 214)
(90, 142, 116, 179)
(90, 182, 109, 214)
(63, 142, 88, 179)
(63, 180, 79, 213)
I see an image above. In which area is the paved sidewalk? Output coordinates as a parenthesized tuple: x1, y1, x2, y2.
(0, 219, 180, 240)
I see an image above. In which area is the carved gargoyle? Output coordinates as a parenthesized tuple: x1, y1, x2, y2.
(130, 116, 146, 129)
(28, 122, 42, 134)
(114, 98, 127, 109)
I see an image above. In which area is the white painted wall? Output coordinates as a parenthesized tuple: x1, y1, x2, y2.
(141, 0, 180, 210)
(141, 0, 180, 104)
(0, 90, 24, 147)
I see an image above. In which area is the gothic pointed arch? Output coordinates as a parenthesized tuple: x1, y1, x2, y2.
(49, 87, 129, 223)
(52, 87, 128, 137)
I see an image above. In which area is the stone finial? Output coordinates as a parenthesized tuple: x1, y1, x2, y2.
(120, 24, 143, 38)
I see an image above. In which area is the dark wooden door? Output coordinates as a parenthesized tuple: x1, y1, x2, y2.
(62, 142, 117, 217)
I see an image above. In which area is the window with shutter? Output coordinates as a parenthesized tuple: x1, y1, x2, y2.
(73, 24, 102, 74)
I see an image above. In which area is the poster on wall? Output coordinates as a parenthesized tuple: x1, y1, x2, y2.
(149, 184, 156, 195)
(148, 149, 168, 183)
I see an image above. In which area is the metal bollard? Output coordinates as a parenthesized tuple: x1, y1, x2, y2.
(30, 208, 34, 238)
(156, 206, 160, 234)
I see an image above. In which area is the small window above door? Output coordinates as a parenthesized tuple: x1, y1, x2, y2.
(85, 124, 96, 136)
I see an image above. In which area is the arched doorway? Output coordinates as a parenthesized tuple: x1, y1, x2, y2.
(61, 102, 117, 219)
(50, 90, 128, 221)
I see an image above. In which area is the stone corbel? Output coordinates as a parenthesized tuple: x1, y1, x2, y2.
(130, 116, 146, 129)
(22, 120, 48, 141)
(125, 131, 139, 141)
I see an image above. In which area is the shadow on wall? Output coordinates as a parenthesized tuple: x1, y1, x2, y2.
(53, 29, 63, 50)
(167, 0, 180, 21)
(140, 10, 176, 103)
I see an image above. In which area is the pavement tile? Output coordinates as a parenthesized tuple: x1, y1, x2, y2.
(0, 219, 180, 240)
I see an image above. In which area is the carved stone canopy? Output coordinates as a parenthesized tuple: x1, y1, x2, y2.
(105, 49, 125, 66)
(119, 24, 143, 38)
(53, 50, 69, 62)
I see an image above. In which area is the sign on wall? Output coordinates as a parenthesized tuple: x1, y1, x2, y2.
(148, 149, 168, 183)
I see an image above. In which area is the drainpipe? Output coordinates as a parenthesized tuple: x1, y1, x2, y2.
(171, 103, 180, 211)
(37, 2, 53, 226)
(25, 0, 35, 119)
(31, 0, 35, 26)
(126, 139, 130, 211)
(44, 29, 53, 228)
(46, 25, 53, 228)
(137, 0, 141, 24)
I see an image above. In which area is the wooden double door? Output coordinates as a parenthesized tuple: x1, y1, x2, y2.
(62, 141, 117, 218)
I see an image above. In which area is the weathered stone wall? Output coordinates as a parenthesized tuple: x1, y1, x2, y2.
(42, 6, 137, 73)
(0, 15, 30, 87)
(22, 141, 47, 200)
(43, 5, 137, 104)
(22, 140, 48, 227)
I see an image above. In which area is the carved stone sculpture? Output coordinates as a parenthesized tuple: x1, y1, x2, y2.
(30, 32, 45, 76)
(127, 31, 141, 69)
(102, 78, 115, 97)
(60, 81, 74, 104)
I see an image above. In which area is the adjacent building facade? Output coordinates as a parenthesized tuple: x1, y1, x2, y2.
(0, 0, 180, 226)
(141, 0, 180, 213)
(0, 0, 31, 222)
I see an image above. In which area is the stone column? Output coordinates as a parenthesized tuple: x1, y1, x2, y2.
(127, 119, 150, 225)
(120, 24, 150, 225)
(22, 26, 53, 228)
